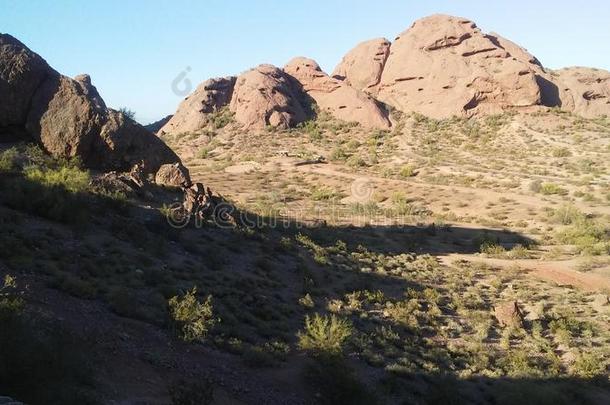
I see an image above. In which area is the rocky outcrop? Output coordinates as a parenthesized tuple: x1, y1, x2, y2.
(332, 38, 391, 92)
(375, 15, 542, 118)
(0, 33, 181, 175)
(74, 73, 106, 110)
(159, 14, 610, 133)
(284, 57, 390, 129)
(145, 114, 173, 134)
(229, 64, 307, 129)
(552, 67, 610, 118)
(160, 76, 236, 135)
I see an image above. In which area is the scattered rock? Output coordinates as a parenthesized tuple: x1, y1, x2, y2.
(494, 301, 524, 328)
(284, 57, 391, 129)
(230, 64, 306, 129)
(155, 162, 192, 188)
(160, 76, 236, 135)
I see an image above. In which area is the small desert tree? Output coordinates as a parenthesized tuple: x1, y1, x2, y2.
(298, 313, 352, 355)
(168, 287, 215, 342)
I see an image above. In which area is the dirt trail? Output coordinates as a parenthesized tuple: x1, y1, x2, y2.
(285, 160, 610, 216)
(439, 254, 610, 293)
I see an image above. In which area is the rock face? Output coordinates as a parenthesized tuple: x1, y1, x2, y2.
(74, 73, 106, 110)
(160, 14, 610, 133)
(229, 64, 307, 129)
(332, 38, 391, 92)
(375, 15, 541, 118)
(0, 34, 51, 136)
(145, 114, 173, 134)
(284, 57, 391, 129)
(160, 76, 236, 135)
(552, 67, 610, 118)
(0, 33, 181, 175)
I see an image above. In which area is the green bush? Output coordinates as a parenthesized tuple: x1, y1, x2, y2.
(346, 155, 367, 168)
(169, 378, 214, 405)
(539, 183, 568, 196)
(23, 165, 90, 193)
(304, 354, 375, 405)
(310, 186, 342, 201)
(571, 352, 607, 378)
(0, 277, 97, 405)
(298, 314, 352, 354)
(0, 147, 18, 172)
(330, 147, 349, 162)
(398, 164, 417, 178)
(168, 287, 216, 342)
(551, 204, 585, 225)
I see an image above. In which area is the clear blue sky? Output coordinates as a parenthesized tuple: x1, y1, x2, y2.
(2, 0, 609, 124)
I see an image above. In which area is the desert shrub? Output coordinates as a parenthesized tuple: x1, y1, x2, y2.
(539, 183, 568, 196)
(492, 380, 583, 405)
(552, 147, 571, 157)
(118, 107, 136, 120)
(330, 147, 349, 161)
(299, 120, 322, 140)
(310, 186, 342, 201)
(23, 165, 90, 193)
(168, 287, 216, 342)
(571, 352, 607, 378)
(197, 146, 212, 159)
(0, 172, 89, 223)
(500, 348, 544, 377)
(303, 354, 375, 405)
(298, 313, 352, 354)
(299, 293, 315, 308)
(169, 378, 214, 405)
(346, 155, 367, 168)
(0, 147, 18, 172)
(0, 277, 97, 405)
(554, 217, 609, 255)
(551, 204, 586, 225)
(209, 107, 234, 129)
(480, 241, 506, 256)
(398, 164, 417, 178)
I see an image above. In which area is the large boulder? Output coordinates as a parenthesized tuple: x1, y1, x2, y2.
(0, 32, 182, 175)
(93, 109, 180, 173)
(332, 38, 391, 92)
(551, 67, 610, 118)
(375, 15, 542, 118)
(0, 34, 52, 137)
(160, 76, 236, 135)
(155, 162, 192, 188)
(229, 64, 307, 129)
(284, 57, 391, 129)
(25, 74, 104, 159)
